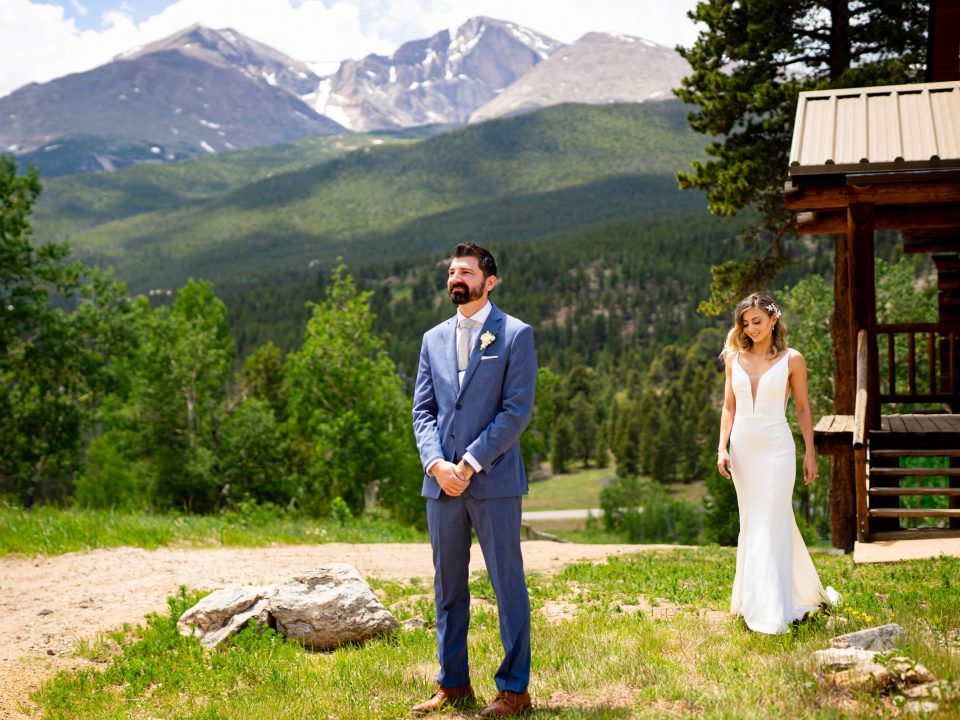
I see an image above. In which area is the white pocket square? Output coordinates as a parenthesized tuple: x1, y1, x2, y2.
(481, 355, 499, 360)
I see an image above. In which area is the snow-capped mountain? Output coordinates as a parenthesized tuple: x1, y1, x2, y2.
(469, 32, 690, 123)
(305, 17, 563, 131)
(0, 25, 342, 174)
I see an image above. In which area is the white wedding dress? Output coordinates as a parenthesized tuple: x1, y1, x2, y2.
(729, 349, 832, 634)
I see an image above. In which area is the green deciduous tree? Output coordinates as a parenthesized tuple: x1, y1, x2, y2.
(284, 265, 421, 522)
(0, 155, 137, 505)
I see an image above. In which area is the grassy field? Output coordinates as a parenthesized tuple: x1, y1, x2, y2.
(30, 548, 960, 719)
(0, 504, 426, 557)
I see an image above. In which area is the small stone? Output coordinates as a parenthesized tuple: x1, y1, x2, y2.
(38, 609, 54, 616)
(46, 649, 55, 656)
(904, 700, 939, 714)
(887, 656, 935, 686)
(830, 623, 905, 651)
(403, 618, 428, 630)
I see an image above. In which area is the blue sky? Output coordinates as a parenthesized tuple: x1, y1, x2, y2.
(2, 0, 701, 98)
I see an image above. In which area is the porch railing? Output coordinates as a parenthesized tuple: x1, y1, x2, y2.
(876, 322, 960, 405)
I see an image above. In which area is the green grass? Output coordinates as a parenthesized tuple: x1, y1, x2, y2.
(524, 466, 613, 511)
(0, 505, 425, 557)
(33, 548, 960, 719)
(526, 467, 709, 513)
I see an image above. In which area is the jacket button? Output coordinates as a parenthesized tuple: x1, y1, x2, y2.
(455, 403, 462, 410)
(451, 432, 456, 439)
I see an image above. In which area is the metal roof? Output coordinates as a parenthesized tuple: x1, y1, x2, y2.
(789, 80, 960, 177)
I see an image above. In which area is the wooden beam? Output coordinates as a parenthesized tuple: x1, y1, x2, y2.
(904, 240, 960, 254)
(786, 180, 960, 211)
(796, 205, 960, 235)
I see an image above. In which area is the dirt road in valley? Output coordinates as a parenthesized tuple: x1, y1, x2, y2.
(1, 541, 668, 718)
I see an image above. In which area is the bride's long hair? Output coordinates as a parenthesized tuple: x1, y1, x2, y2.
(721, 292, 788, 358)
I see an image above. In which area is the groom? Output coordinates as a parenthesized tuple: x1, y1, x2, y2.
(411, 243, 537, 717)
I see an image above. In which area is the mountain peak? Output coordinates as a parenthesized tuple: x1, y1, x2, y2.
(307, 16, 562, 131)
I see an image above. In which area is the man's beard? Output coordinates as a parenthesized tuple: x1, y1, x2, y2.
(448, 282, 482, 305)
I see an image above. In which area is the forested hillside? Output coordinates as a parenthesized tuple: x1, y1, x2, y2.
(33, 101, 707, 291)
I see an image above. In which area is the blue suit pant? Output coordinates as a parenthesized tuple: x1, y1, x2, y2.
(426, 492, 530, 693)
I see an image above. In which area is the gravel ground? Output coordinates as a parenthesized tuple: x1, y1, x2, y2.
(1, 541, 668, 718)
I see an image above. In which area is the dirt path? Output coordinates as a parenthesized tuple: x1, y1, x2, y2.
(1, 541, 668, 718)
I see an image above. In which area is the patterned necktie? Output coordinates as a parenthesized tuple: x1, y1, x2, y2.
(457, 317, 481, 371)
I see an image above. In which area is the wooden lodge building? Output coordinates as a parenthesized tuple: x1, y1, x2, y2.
(786, 80, 960, 548)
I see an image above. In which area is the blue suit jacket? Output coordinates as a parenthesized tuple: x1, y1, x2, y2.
(413, 302, 537, 499)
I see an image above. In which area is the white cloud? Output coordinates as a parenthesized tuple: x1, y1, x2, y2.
(70, 0, 88, 16)
(0, 0, 700, 98)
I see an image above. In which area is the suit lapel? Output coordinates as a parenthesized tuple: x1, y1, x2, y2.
(457, 303, 503, 400)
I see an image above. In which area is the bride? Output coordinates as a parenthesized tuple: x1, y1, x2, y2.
(716, 292, 835, 634)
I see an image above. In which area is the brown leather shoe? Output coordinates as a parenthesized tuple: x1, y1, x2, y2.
(478, 690, 532, 717)
(411, 685, 475, 715)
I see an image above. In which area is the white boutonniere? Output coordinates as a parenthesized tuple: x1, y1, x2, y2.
(479, 331, 496, 351)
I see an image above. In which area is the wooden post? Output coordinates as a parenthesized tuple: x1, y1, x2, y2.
(831, 232, 856, 551)
(848, 202, 898, 533)
(847, 202, 880, 427)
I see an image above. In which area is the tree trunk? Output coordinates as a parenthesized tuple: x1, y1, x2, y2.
(829, 0, 852, 79)
(830, 233, 856, 551)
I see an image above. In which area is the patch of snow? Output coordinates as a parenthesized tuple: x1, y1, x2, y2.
(224, 141, 236, 150)
(421, 80, 433, 87)
(199, 140, 216, 154)
(321, 102, 353, 130)
(610, 33, 637, 43)
(372, 139, 384, 145)
(169, 127, 179, 135)
(217, 130, 225, 136)
(409, 81, 420, 90)
(184, 43, 193, 49)
(307, 60, 339, 76)
(294, 110, 308, 120)
(6, 144, 18, 152)
(150, 146, 162, 154)
(133, 86, 141, 93)
(642, 39, 657, 47)
(174, 107, 183, 115)
(562, 56, 570, 61)
(445, 66, 453, 80)
(118, 44, 142, 58)
(365, 70, 376, 78)
(389, 66, 397, 83)
(506, 24, 555, 55)
(263, 72, 278, 86)
(196, 86, 203, 92)
(458, 74, 469, 80)
(165, 153, 176, 160)
(297, 71, 307, 79)
(118, 94, 127, 100)
(43, 144, 61, 152)
(424, 48, 439, 65)
(647, 90, 665, 99)
(309, 78, 336, 114)
(198, 119, 221, 129)
(448, 26, 483, 58)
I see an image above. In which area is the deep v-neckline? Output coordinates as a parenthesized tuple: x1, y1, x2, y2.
(738, 350, 790, 412)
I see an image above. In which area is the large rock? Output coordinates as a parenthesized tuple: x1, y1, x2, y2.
(830, 623, 905, 651)
(177, 563, 398, 650)
(813, 647, 891, 692)
(813, 647, 935, 693)
(269, 565, 400, 650)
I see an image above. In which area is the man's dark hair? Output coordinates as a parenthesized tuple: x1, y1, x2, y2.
(453, 242, 497, 279)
